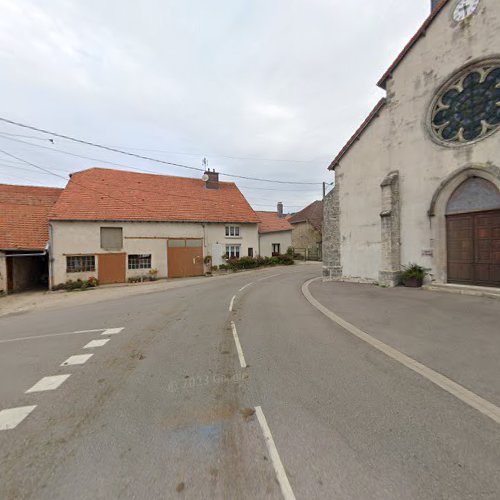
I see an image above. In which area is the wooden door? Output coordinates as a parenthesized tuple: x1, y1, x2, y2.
(98, 253, 126, 284)
(447, 210, 500, 287)
(167, 239, 204, 278)
(474, 211, 500, 286)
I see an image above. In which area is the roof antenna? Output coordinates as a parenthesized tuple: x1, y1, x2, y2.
(202, 157, 208, 170)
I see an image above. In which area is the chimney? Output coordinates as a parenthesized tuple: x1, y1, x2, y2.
(431, 0, 440, 11)
(204, 169, 219, 190)
(277, 202, 284, 218)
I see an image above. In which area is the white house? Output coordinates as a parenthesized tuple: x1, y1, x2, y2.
(48, 168, 260, 285)
(256, 209, 293, 257)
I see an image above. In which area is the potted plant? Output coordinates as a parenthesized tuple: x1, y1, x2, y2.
(400, 263, 429, 288)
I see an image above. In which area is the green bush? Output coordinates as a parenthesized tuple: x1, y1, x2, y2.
(215, 254, 294, 272)
(53, 278, 99, 291)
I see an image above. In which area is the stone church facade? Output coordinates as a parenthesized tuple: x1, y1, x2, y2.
(323, 0, 500, 288)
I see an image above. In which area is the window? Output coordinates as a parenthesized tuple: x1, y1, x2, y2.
(128, 254, 152, 270)
(186, 239, 203, 247)
(225, 226, 240, 237)
(248, 247, 254, 257)
(101, 227, 123, 250)
(272, 243, 281, 255)
(66, 255, 95, 273)
(430, 61, 500, 144)
(226, 245, 240, 258)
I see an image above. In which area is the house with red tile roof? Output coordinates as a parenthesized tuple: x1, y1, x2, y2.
(288, 200, 323, 260)
(0, 184, 62, 293)
(48, 167, 260, 285)
(256, 208, 293, 257)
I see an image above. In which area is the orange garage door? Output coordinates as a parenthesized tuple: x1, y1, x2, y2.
(98, 253, 126, 284)
(167, 239, 204, 278)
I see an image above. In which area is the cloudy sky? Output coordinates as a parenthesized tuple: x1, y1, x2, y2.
(0, 0, 429, 212)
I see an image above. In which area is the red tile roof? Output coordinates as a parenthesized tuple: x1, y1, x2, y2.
(328, 98, 386, 171)
(256, 211, 293, 234)
(49, 168, 260, 224)
(0, 184, 62, 250)
(288, 200, 323, 232)
(377, 0, 450, 89)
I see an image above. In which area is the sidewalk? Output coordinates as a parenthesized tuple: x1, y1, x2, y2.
(307, 279, 500, 408)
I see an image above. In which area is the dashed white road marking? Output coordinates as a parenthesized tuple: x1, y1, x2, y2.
(84, 339, 110, 349)
(0, 406, 37, 430)
(229, 295, 236, 312)
(0, 329, 104, 344)
(230, 321, 247, 368)
(61, 354, 94, 366)
(101, 327, 124, 336)
(25, 374, 71, 393)
(255, 406, 296, 500)
(303, 278, 500, 426)
(239, 282, 254, 292)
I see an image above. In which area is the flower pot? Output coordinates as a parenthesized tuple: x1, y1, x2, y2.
(402, 277, 423, 288)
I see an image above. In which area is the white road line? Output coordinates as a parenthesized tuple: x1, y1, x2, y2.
(258, 273, 282, 282)
(84, 339, 110, 349)
(255, 406, 296, 500)
(303, 278, 500, 426)
(0, 406, 37, 430)
(0, 329, 104, 344)
(239, 282, 254, 292)
(229, 295, 236, 312)
(25, 374, 71, 393)
(230, 321, 248, 368)
(101, 327, 124, 336)
(61, 354, 94, 366)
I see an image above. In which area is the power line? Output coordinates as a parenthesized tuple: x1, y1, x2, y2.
(0, 148, 312, 213)
(0, 117, 324, 185)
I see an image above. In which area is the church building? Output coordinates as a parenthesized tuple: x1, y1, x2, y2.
(323, 0, 500, 288)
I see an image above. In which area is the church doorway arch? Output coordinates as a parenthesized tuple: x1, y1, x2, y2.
(428, 165, 500, 286)
(446, 178, 500, 286)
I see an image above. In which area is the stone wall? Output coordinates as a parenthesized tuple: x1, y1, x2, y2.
(291, 222, 321, 251)
(322, 179, 342, 279)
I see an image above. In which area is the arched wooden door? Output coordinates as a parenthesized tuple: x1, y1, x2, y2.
(446, 178, 500, 287)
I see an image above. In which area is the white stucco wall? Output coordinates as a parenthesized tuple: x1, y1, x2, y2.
(50, 220, 258, 285)
(0, 252, 6, 294)
(259, 231, 292, 257)
(334, 0, 500, 283)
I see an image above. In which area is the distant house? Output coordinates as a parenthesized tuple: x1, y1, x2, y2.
(256, 206, 293, 257)
(48, 168, 260, 286)
(0, 184, 62, 294)
(288, 200, 323, 259)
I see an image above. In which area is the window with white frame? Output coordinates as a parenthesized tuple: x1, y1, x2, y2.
(128, 254, 152, 270)
(225, 245, 240, 258)
(225, 226, 240, 237)
(66, 255, 95, 273)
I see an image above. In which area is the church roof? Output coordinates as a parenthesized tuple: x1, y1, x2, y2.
(377, 0, 450, 89)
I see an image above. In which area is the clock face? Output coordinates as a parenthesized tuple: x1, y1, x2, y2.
(453, 0, 480, 22)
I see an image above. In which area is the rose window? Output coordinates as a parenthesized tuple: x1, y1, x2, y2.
(430, 63, 500, 144)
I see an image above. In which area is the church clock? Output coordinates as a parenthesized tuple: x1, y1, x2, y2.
(452, 0, 480, 22)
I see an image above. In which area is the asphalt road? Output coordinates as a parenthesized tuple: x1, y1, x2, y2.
(0, 265, 499, 499)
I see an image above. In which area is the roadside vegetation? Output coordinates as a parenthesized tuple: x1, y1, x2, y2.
(215, 254, 294, 272)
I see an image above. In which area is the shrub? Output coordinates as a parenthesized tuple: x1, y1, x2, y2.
(277, 254, 294, 265)
(211, 265, 218, 271)
(401, 263, 429, 281)
(286, 246, 294, 256)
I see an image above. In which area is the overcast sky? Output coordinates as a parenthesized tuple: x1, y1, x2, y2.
(0, 0, 429, 212)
